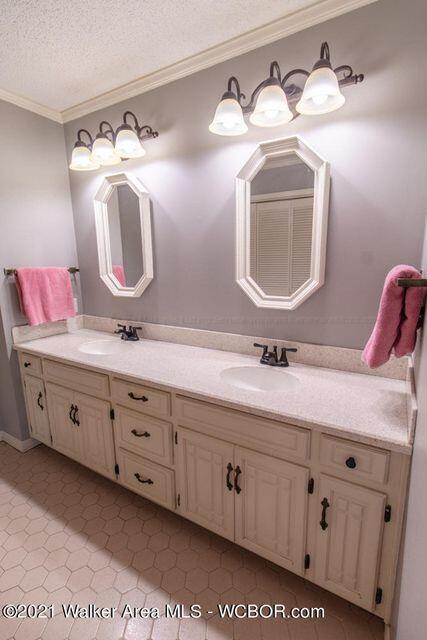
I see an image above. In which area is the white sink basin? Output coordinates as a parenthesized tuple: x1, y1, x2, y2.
(78, 339, 122, 356)
(220, 365, 299, 392)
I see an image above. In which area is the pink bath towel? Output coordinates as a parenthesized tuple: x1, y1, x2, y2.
(362, 265, 426, 368)
(16, 267, 76, 327)
(112, 265, 126, 287)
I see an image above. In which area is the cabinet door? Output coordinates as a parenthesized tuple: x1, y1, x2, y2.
(46, 383, 80, 460)
(24, 376, 51, 446)
(176, 428, 235, 540)
(234, 447, 309, 573)
(314, 474, 386, 610)
(74, 392, 116, 479)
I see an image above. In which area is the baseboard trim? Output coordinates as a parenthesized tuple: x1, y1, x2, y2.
(0, 431, 40, 452)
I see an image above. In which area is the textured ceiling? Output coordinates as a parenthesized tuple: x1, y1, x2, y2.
(0, 0, 321, 111)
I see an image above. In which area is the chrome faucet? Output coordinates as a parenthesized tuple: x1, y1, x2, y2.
(254, 343, 297, 367)
(115, 324, 142, 341)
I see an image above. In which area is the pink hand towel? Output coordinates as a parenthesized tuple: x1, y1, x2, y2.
(112, 265, 126, 287)
(16, 267, 76, 327)
(362, 265, 426, 368)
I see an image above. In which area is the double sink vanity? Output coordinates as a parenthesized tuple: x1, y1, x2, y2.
(14, 320, 415, 625)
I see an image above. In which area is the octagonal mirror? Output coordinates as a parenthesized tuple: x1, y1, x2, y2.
(94, 172, 153, 297)
(236, 136, 330, 309)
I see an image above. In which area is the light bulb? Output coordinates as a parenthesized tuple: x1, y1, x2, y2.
(115, 127, 145, 158)
(249, 81, 293, 127)
(209, 92, 248, 136)
(296, 65, 345, 115)
(92, 135, 121, 166)
(69, 144, 100, 171)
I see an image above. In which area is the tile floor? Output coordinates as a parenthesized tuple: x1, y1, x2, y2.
(0, 442, 384, 640)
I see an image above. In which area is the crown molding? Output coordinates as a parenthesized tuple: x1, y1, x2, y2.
(1, 0, 377, 125)
(61, 0, 377, 123)
(0, 88, 62, 123)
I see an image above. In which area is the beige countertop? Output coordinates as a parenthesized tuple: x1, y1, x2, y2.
(15, 329, 413, 454)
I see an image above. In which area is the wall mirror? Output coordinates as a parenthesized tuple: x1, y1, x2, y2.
(236, 136, 330, 309)
(94, 173, 153, 297)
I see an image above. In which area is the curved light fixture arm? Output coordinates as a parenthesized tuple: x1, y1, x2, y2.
(99, 120, 116, 142)
(320, 41, 330, 61)
(334, 64, 364, 85)
(122, 110, 159, 141)
(227, 76, 246, 103)
(76, 129, 94, 149)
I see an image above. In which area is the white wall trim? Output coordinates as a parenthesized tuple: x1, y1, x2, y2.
(0, 88, 63, 123)
(62, 0, 377, 122)
(236, 135, 330, 310)
(0, 0, 376, 124)
(0, 430, 40, 452)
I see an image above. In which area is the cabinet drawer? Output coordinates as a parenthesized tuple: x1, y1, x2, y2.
(114, 406, 173, 466)
(43, 359, 109, 397)
(19, 352, 42, 377)
(116, 448, 175, 510)
(319, 435, 389, 484)
(112, 378, 170, 418)
(176, 396, 310, 461)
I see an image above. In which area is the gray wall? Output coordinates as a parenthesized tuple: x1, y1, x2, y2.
(395, 219, 427, 639)
(0, 100, 78, 440)
(64, 0, 426, 350)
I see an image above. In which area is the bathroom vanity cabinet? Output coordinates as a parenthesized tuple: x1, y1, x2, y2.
(17, 343, 411, 624)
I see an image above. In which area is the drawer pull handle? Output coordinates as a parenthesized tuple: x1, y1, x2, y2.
(345, 456, 357, 469)
(37, 391, 44, 411)
(73, 405, 80, 427)
(134, 473, 153, 485)
(131, 429, 151, 438)
(234, 465, 242, 494)
(320, 497, 330, 530)
(69, 404, 76, 424)
(226, 462, 234, 491)
(128, 392, 148, 402)
(24, 361, 31, 368)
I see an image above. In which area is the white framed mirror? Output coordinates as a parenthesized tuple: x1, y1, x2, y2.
(94, 172, 153, 297)
(236, 136, 330, 310)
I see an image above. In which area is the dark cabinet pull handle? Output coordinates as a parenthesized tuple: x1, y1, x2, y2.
(37, 391, 44, 411)
(128, 392, 148, 402)
(345, 456, 357, 469)
(226, 463, 234, 491)
(131, 429, 150, 438)
(73, 406, 80, 427)
(69, 404, 76, 424)
(320, 497, 330, 530)
(24, 361, 31, 368)
(234, 465, 242, 494)
(134, 473, 153, 485)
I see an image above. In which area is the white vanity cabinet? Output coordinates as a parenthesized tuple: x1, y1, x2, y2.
(46, 382, 116, 480)
(16, 348, 411, 623)
(313, 474, 386, 610)
(176, 427, 309, 572)
(176, 428, 235, 541)
(23, 375, 51, 446)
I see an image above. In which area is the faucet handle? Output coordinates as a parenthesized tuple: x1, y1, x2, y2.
(254, 342, 268, 353)
(280, 346, 298, 365)
(114, 323, 126, 334)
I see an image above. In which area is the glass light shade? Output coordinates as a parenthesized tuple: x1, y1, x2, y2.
(209, 96, 248, 136)
(249, 84, 293, 127)
(69, 145, 100, 171)
(296, 66, 345, 115)
(92, 136, 121, 165)
(115, 128, 146, 158)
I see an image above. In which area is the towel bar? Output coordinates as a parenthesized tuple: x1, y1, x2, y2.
(397, 278, 427, 287)
(3, 267, 80, 276)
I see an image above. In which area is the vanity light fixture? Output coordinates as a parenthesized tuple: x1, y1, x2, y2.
(69, 111, 158, 171)
(209, 41, 363, 136)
